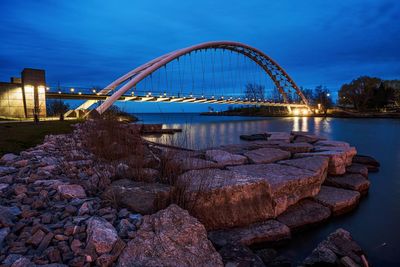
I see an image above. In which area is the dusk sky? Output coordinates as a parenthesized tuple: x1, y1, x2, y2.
(1, 0, 399, 112)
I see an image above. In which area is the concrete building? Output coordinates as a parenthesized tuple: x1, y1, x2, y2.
(0, 68, 47, 119)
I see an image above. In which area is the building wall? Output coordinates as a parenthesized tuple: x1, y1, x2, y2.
(0, 68, 47, 119)
(0, 83, 26, 118)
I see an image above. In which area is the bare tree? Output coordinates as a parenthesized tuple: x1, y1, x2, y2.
(244, 83, 265, 101)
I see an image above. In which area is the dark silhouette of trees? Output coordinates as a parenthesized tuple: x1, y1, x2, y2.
(47, 100, 70, 120)
(338, 76, 382, 111)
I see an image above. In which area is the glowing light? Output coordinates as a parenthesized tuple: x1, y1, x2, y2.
(58, 91, 61, 94)
(326, 93, 330, 97)
(70, 88, 75, 92)
(92, 89, 96, 93)
(293, 109, 300, 116)
(24, 85, 34, 93)
(46, 87, 50, 91)
(78, 92, 82, 95)
(38, 85, 45, 93)
(301, 108, 309, 115)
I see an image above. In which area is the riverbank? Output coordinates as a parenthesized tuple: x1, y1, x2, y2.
(0, 120, 380, 266)
(201, 108, 400, 119)
(0, 120, 79, 156)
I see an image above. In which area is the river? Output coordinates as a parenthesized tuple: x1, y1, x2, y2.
(136, 113, 400, 266)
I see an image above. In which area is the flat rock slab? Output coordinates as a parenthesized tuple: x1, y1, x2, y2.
(294, 150, 350, 175)
(240, 133, 270, 141)
(117, 204, 223, 267)
(352, 154, 380, 172)
(172, 157, 218, 171)
(314, 146, 357, 166)
(205, 149, 247, 166)
(315, 140, 350, 148)
(244, 148, 290, 164)
(346, 163, 368, 178)
(177, 169, 275, 230)
(278, 156, 329, 178)
(267, 132, 292, 143)
(208, 220, 290, 247)
(278, 142, 313, 153)
(291, 132, 326, 143)
(277, 199, 331, 231)
(229, 163, 325, 216)
(102, 179, 171, 214)
(314, 186, 360, 215)
(325, 174, 370, 193)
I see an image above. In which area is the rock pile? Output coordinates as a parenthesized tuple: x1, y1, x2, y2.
(0, 124, 378, 266)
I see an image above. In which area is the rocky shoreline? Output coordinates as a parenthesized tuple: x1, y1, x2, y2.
(0, 121, 379, 266)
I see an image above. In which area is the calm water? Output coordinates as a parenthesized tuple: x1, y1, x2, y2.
(136, 113, 400, 266)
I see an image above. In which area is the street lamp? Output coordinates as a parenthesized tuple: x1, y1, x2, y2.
(70, 88, 75, 93)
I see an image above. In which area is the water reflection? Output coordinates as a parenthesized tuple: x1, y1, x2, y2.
(144, 115, 329, 149)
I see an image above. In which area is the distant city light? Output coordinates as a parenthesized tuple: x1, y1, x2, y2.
(70, 88, 75, 92)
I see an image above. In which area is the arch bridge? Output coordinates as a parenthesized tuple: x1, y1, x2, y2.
(64, 41, 310, 116)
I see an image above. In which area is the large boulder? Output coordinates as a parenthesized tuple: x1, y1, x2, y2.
(314, 186, 360, 215)
(229, 163, 327, 216)
(177, 169, 275, 230)
(325, 174, 370, 194)
(208, 220, 290, 247)
(276, 199, 331, 231)
(243, 148, 290, 164)
(117, 204, 223, 267)
(205, 149, 247, 166)
(102, 179, 172, 214)
(314, 145, 357, 166)
(291, 132, 326, 144)
(86, 216, 119, 254)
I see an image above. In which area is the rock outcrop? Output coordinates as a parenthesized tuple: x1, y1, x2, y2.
(229, 163, 327, 216)
(302, 228, 369, 267)
(177, 169, 275, 230)
(117, 204, 223, 267)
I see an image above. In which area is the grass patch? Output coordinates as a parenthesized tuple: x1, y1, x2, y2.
(0, 120, 79, 156)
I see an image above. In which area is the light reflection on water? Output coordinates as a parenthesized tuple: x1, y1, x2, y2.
(136, 113, 400, 266)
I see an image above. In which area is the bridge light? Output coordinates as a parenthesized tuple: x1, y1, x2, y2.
(92, 89, 96, 93)
(58, 91, 61, 94)
(326, 93, 330, 97)
(78, 92, 82, 95)
(164, 92, 167, 96)
(190, 94, 193, 98)
(70, 88, 75, 92)
(46, 87, 50, 91)
(212, 96, 214, 99)
(302, 109, 309, 115)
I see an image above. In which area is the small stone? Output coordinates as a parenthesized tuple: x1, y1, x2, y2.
(14, 185, 28, 195)
(0, 227, 10, 247)
(71, 239, 83, 254)
(1, 153, 18, 162)
(55, 234, 69, 241)
(57, 184, 87, 199)
(86, 216, 118, 254)
(0, 183, 9, 191)
(27, 229, 46, 247)
(37, 232, 54, 253)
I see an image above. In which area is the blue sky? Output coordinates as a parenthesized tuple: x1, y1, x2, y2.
(0, 0, 399, 112)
